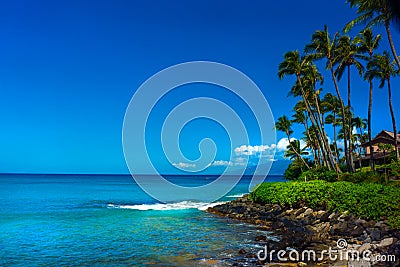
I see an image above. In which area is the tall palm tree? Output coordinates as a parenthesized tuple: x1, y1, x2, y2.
(355, 28, 382, 169)
(275, 115, 311, 169)
(301, 65, 337, 169)
(365, 51, 399, 160)
(334, 35, 365, 172)
(278, 51, 337, 170)
(334, 35, 365, 111)
(305, 26, 353, 172)
(345, 0, 400, 69)
(323, 93, 342, 163)
(292, 101, 322, 166)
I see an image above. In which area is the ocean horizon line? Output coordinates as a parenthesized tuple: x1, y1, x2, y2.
(0, 172, 284, 177)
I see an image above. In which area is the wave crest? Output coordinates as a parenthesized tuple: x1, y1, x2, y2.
(106, 201, 225, 211)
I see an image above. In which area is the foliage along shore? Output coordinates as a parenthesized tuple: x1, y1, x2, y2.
(207, 181, 400, 266)
(274, 0, 400, 177)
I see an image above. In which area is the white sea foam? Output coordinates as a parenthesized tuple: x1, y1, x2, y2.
(106, 201, 226, 211)
(225, 193, 246, 198)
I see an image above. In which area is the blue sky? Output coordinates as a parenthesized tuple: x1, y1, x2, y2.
(0, 0, 399, 174)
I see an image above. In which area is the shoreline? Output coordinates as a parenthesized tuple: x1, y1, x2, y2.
(206, 195, 400, 266)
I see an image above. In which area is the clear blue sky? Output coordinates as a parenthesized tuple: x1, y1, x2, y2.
(1, 0, 399, 174)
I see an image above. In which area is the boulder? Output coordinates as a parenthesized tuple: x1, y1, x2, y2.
(368, 228, 381, 241)
(357, 243, 372, 252)
(350, 226, 364, 237)
(377, 237, 395, 248)
(355, 218, 369, 228)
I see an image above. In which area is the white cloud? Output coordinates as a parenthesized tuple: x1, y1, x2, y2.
(276, 138, 307, 151)
(234, 144, 276, 156)
(172, 162, 196, 169)
(277, 138, 294, 151)
(211, 160, 232, 166)
(210, 159, 247, 167)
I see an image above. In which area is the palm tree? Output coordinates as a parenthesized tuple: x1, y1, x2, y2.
(365, 51, 399, 160)
(284, 139, 310, 172)
(352, 116, 368, 168)
(334, 35, 365, 110)
(275, 115, 293, 139)
(278, 51, 315, 115)
(300, 65, 337, 169)
(355, 28, 382, 169)
(305, 26, 353, 172)
(345, 0, 400, 69)
(279, 51, 337, 170)
(352, 116, 367, 138)
(323, 93, 342, 163)
(334, 35, 365, 172)
(275, 115, 311, 169)
(292, 101, 322, 166)
(302, 127, 321, 165)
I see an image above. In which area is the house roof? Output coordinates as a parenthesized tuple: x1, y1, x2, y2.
(361, 130, 400, 147)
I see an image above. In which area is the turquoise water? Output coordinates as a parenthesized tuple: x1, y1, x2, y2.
(0, 174, 284, 266)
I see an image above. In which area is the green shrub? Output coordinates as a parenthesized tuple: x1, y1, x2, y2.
(283, 159, 313, 181)
(389, 160, 400, 177)
(299, 166, 338, 182)
(339, 171, 383, 184)
(249, 180, 400, 229)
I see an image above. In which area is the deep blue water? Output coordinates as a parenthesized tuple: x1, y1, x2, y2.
(0, 174, 284, 266)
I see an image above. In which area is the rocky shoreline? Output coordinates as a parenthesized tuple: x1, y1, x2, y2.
(206, 195, 400, 266)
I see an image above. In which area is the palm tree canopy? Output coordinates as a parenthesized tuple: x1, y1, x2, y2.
(304, 25, 340, 69)
(321, 93, 341, 115)
(352, 116, 367, 130)
(275, 116, 293, 136)
(278, 51, 314, 79)
(353, 28, 382, 56)
(334, 35, 366, 80)
(344, 0, 393, 32)
(365, 50, 399, 87)
(284, 139, 309, 160)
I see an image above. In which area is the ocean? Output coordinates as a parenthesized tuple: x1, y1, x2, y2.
(0, 174, 284, 266)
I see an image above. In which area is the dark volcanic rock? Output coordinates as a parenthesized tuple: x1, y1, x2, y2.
(207, 194, 400, 266)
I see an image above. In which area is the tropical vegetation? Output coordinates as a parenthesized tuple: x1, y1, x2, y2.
(250, 180, 400, 229)
(276, 0, 400, 181)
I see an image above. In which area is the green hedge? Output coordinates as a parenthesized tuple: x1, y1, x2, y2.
(249, 180, 400, 229)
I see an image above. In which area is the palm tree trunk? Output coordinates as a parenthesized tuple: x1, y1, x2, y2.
(313, 95, 332, 169)
(329, 65, 353, 172)
(333, 113, 340, 163)
(347, 65, 355, 171)
(303, 120, 319, 166)
(385, 21, 400, 69)
(348, 65, 352, 109)
(313, 91, 339, 171)
(387, 79, 399, 160)
(368, 73, 375, 170)
(295, 74, 327, 168)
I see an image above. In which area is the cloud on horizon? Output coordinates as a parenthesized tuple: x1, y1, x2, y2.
(172, 138, 307, 170)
